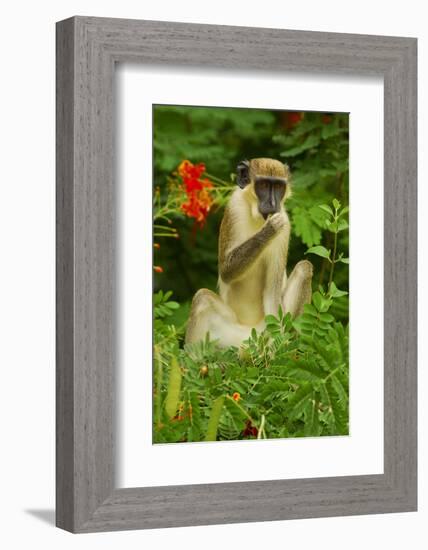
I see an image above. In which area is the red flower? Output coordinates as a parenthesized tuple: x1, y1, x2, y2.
(177, 160, 214, 227)
(232, 392, 241, 402)
(178, 160, 206, 184)
(242, 419, 258, 438)
(287, 113, 303, 128)
(153, 265, 163, 273)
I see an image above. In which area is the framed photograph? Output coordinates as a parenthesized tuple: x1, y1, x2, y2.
(56, 16, 417, 532)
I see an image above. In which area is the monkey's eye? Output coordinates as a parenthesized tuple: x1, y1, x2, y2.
(255, 176, 287, 188)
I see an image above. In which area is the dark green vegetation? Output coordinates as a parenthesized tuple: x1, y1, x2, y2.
(153, 105, 349, 443)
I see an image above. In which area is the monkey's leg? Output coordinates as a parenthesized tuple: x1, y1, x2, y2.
(185, 289, 253, 348)
(282, 260, 313, 317)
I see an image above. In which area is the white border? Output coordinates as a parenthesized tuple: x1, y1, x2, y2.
(116, 65, 384, 488)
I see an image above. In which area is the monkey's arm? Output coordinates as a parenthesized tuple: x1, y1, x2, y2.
(219, 214, 284, 284)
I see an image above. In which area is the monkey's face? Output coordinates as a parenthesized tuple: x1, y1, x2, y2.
(237, 158, 290, 220)
(254, 176, 287, 219)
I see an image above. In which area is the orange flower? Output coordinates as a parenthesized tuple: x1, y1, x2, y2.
(153, 265, 163, 273)
(177, 160, 213, 228)
(232, 392, 241, 402)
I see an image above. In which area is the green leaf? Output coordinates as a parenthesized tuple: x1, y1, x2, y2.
(332, 198, 341, 210)
(328, 282, 348, 298)
(309, 205, 330, 229)
(287, 384, 313, 420)
(313, 291, 333, 313)
(338, 257, 350, 264)
(265, 314, 279, 325)
(326, 220, 338, 233)
(319, 380, 348, 435)
(305, 246, 331, 260)
(292, 207, 322, 247)
(319, 312, 335, 323)
(212, 366, 223, 385)
(331, 374, 348, 407)
(286, 359, 324, 382)
(337, 219, 349, 232)
(303, 303, 318, 317)
(318, 204, 334, 217)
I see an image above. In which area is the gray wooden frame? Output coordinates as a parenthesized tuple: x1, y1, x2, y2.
(56, 16, 417, 533)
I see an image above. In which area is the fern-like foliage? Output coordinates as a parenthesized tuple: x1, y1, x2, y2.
(153, 291, 349, 443)
(154, 290, 180, 319)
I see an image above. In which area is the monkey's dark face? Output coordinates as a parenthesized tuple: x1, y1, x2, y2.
(254, 176, 287, 219)
(237, 158, 289, 219)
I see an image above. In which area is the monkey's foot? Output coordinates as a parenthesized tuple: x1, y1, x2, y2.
(294, 259, 313, 278)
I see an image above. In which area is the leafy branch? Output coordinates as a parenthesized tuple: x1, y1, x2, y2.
(153, 286, 349, 443)
(305, 198, 349, 295)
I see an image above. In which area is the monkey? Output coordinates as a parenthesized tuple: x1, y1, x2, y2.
(185, 158, 313, 348)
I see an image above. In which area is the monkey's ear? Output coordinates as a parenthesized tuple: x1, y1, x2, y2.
(236, 160, 251, 188)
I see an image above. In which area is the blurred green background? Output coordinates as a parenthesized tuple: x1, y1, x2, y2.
(153, 105, 349, 325)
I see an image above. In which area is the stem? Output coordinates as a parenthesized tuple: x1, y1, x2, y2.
(210, 186, 235, 196)
(204, 172, 233, 187)
(318, 231, 333, 287)
(153, 232, 179, 238)
(323, 366, 340, 383)
(328, 229, 338, 293)
(226, 395, 255, 424)
(153, 224, 177, 232)
(249, 375, 263, 394)
(257, 414, 266, 440)
(154, 349, 163, 430)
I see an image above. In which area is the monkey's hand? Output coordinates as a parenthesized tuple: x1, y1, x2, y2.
(220, 212, 288, 284)
(266, 212, 287, 234)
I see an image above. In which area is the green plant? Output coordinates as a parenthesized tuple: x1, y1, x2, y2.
(305, 199, 349, 293)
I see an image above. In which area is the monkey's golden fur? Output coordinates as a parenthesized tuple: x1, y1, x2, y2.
(247, 157, 289, 178)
